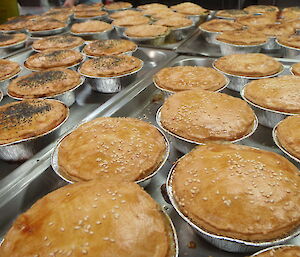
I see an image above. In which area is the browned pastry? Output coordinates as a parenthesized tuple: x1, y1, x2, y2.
(0, 99, 68, 145)
(47, 6, 73, 14)
(154, 66, 227, 92)
(244, 75, 300, 114)
(58, 117, 166, 182)
(0, 59, 20, 81)
(214, 53, 282, 77)
(170, 2, 208, 15)
(137, 3, 168, 10)
(74, 10, 107, 18)
(244, 5, 279, 14)
(216, 30, 267, 45)
(83, 39, 137, 56)
(281, 7, 300, 21)
(104, 2, 132, 10)
(24, 49, 83, 71)
(26, 17, 66, 32)
(79, 55, 142, 77)
(32, 35, 84, 51)
(151, 11, 186, 20)
(160, 89, 255, 142)
(199, 19, 243, 32)
(0, 15, 34, 31)
(171, 143, 300, 241)
(291, 62, 300, 76)
(8, 68, 81, 98)
(276, 115, 300, 160)
(216, 9, 249, 19)
(41, 10, 71, 22)
(0, 179, 171, 257)
(284, 19, 300, 30)
(74, 3, 102, 12)
(253, 246, 300, 257)
(141, 7, 173, 16)
(154, 17, 193, 29)
(125, 24, 169, 38)
(112, 15, 150, 27)
(109, 10, 143, 19)
(0, 33, 26, 47)
(248, 23, 295, 37)
(236, 14, 276, 27)
(71, 20, 112, 33)
(278, 34, 300, 49)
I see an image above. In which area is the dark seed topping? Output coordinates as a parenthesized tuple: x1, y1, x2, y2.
(4, 16, 29, 24)
(91, 40, 120, 50)
(45, 35, 77, 44)
(92, 56, 124, 68)
(43, 50, 67, 61)
(0, 34, 14, 42)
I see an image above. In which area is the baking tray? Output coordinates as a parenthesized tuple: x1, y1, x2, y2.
(0, 46, 176, 197)
(176, 30, 285, 58)
(0, 55, 299, 257)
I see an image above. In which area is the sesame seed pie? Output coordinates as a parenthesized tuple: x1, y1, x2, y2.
(170, 2, 208, 15)
(71, 20, 112, 33)
(0, 33, 26, 47)
(244, 5, 279, 14)
(26, 18, 66, 32)
(109, 10, 143, 19)
(0, 59, 20, 81)
(248, 23, 295, 37)
(236, 14, 276, 27)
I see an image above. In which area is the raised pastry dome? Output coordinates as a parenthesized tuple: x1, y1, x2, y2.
(216, 30, 267, 45)
(200, 19, 242, 32)
(170, 2, 208, 15)
(71, 20, 112, 33)
(104, 2, 132, 10)
(154, 17, 193, 28)
(112, 16, 150, 27)
(125, 24, 169, 38)
(278, 34, 300, 49)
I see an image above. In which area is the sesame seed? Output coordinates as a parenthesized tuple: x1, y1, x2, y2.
(60, 227, 65, 232)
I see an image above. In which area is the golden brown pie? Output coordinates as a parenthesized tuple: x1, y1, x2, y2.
(8, 68, 81, 98)
(277, 34, 300, 49)
(214, 53, 282, 77)
(199, 19, 242, 32)
(125, 24, 169, 38)
(160, 89, 255, 142)
(154, 17, 193, 29)
(32, 35, 84, 51)
(74, 3, 102, 12)
(216, 30, 267, 45)
(0, 179, 172, 257)
(26, 17, 66, 32)
(104, 2, 132, 10)
(276, 115, 300, 160)
(112, 15, 150, 27)
(24, 50, 83, 71)
(0, 99, 68, 145)
(254, 246, 300, 257)
(244, 5, 279, 14)
(83, 39, 137, 56)
(170, 2, 208, 15)
(79, 55, 142, 77)
(151, 11, 186, 20)
(236, 14, 276, 27)
(109, 10, 143, 19)
(284, 19, 300, 30)
(154, 66, 227, 92)
(58, 117, 166, 182)
(141, 7, 173, 17)
(281, 7, 300, 21)
(248, 23, 295, 37)
(137, 3, 168, 10)
(0, 15, 34, 31)
(0, 33, 26, 47)
(216, 9, 249, 19)
(0, 59, 20, 81)
(74, 10, 107, 18)
(171, 143, 300, 241)
(243, 75, 300, 114)
(47, 6, 73, 15)
(291, 62, 300, 76)
(71, 20, 113, 33)
(41, 10, 71, 22)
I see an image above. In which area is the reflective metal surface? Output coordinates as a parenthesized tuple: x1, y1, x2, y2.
(217, 41, 266, 55)
(27, 25, 68, 37)
(277, 40, 300, 59)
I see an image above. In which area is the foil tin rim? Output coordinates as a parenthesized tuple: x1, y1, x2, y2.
(26, 25, 68, 36)
(276, 39, 300, 51)
(0, 67, 22, 83)
(215, 38, 268, 48)
(123, 30, 170, 41)
(250, 245, 298, 256)
(198, 26, 220, 34)
(73, 14, 109, 20)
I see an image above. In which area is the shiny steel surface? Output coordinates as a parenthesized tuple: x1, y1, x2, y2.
(198, 27, 220, 44)
(167, 23, 195, 43)
(262, 37, 281, 51)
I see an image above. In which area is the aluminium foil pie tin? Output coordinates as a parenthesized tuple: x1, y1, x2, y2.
(123, 30, 170, 47)
(32, 41, 85, 53)
(165, 23, 195, 43)
(156, 107, 258, 154)
(262, 36, 281, 51)
(216, 40, 267, 55)
(198, 27, 220, 45)
(0, 68, 22, 96)
(51, 123, 170, 188)
(166, 160, 300, 252)
(27, 25, 69, 37)
(83, 43, 138, 58)
(70, 26, 114, 40)
(73, 14, 109, 23)
(276, 39, 300, 59)
(0, 37, 28, 57)
(103, 6, 132, 14)
(186, 13, 209, 26)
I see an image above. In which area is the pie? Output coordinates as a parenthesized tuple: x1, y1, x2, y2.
(125, 24, 169, 38)
(253, 246, 300, 257)
(109, 10, 144, 19)
(285, 19, 300, 30)
(83, 39, 137, 56)
(170, 2, 208, 15)
(243, 75, 300, 114)
(154, 66, 227, 92)
(137, 3, 168, 10)
(0, 99, 68, 145)
(160, 89, 255, 143)
(79, 55, 142, 77)
(281, 7, 300, 21)
(58, 117, 166, 182)
(216, 30, 267, 45)
(24, 49, 83, 71)
(236, 14, 276, 27)
(291, 62, 300, 76)
(0, 59, 20, 81)
(248, 23, 295, 37)
(8, 68, 81, 98)
(151, 11, 186, 20)
(74, 3, 102, 12)
(199, 19, 243, 32)
(26, 17, 66, 32)
(0, 33, 27, 47)
(142, 7, 173, 17)
(216, 9, 249, 19)
(0, 179, 172, 257)
(244, 5, 279, 14)
(41, 10, 71, 22)
(112, 16, 150, 27)
(154, 17, 193, 29)
(171, 143, 300, 241)
(74, 10, 107, 18)
(0, 15, 34, 31)
(71, 20, 112, 33)
(214, 53, 282, 77)
(104, 2, 132, 10)
(277, 34, 300, 49)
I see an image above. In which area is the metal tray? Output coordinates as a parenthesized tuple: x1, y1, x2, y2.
(176, 30, 285, 58)
(0, 55, 299, 257)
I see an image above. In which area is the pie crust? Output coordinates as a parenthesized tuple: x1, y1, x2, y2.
(160, 89, 255, 142)
(0, 15, 34, 31)
(248, 23, 295, 37)
(254, 246, 300, 257)
(291, 62, 300, 76)
(199, 19, 242, 32)
(154, 66, 227, 92)
(154, 17, 193, 29)
(244, 5, 279, 14)
(0, 180, 170, 257)
(243, 75, 300, 114)
(58, 117, 166, 182)
(112, 16, 150, 27)
(217, 30, 267, 45)
(41, 10, 71, 22)
(8, 68, 81, 98)
(125, 24, 169, 38)
(32, 35, 83, 51)
(25, 49, 83, 71)
(151, 11, 186, 20)
(172, 143, 300, 241)
(79, 55, 142, 77)
(214, 53, 282, 77)
(170, 2, 208, 15)
(236, 14, 276, 27)
(0, 33, 26, 47)
(137, 3, 168, 10)
(216, 9, 249, 18)
(74, 3, 102, 12)
(277, 34, 300, 49)
(74, 10, 107, 18)
(109, 10, 143, 19)
(104, 2, 132, 10)
(0, 99, 68, 145)
(71, 20, 112, 33)
(0, 59, 20, 81)
(26, 17, 66, 32)
(83, 39, 137, 56)
(281, 7, 300, 21)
